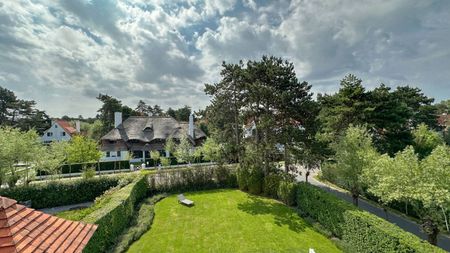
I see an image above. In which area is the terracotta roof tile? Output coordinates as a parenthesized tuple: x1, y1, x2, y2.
(56, 120, 78, 135)
(0, 196, 97, 253)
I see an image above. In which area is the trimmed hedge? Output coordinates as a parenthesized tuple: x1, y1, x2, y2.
(38, 160, 131, 175)
(82, 175, 149, 253)
(112, 194, 167, 253)
(296, 182, 445, 253)
(0, 176, 122, 209)
(147, 165, 238, 193)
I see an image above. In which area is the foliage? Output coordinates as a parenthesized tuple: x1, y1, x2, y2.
(82, 167, 97, 179)
(199, 137, 223, 162)
(0, 86, 50, 134)
(0, 176, 122, 209)
(164, 135, 176, 156)
(263, 173, 283, 198)
(174, 134, 193, 163)
(66, 135, 101, 164)
(160, 157, 170, 167)
(150, 150, 160, 165)
(127, 189, 341, 253)
(166, 105, 191, 121)
(363, 145, 450, 245)
(277, 180, 297, 206)
(296, 183, 444, 252)
(35, 141, 68, 176)
(435, 99, 450, 114)
(412, 123, 444, 159)
(333, 125, 378, 205)
(0, 127, 42, 187)
(83, 175, 149, 253)
(112, 194, 167, 253)
(147, 165, 238, 193)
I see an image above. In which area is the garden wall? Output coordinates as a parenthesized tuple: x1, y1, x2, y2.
(296, 182, 445, 253)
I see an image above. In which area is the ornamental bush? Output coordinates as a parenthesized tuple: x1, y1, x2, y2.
(296, 182, 445, 253)
(0, 176, 122, 209)
(277, 180, 297, 206)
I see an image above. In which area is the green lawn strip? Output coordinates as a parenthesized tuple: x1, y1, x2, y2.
(127, 189, 341, 253)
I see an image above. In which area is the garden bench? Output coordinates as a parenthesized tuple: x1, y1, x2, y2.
(178, 194, 194, 206)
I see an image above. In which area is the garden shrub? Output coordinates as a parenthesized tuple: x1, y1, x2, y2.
(237, 165, 250, 191)
(112, 194, 167, 253)
(263, 173, 282, 198)
(296, 182, 445, 253)
(247, 166, 264, 194)
(0, 176, 122, 209)
(277, 180, 297, 206)
(82, 175, 149, 253)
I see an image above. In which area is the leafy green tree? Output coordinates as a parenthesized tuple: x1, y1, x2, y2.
(66, 136, 101, 166)
(333, 125, 378, 206)
(96, 94, 139, 134)
(164, 135, 176, 157)
(150, 150, 160, 167)
(435, 99, 450, 114)
(160, 157, 170, 167)
(135, 100, 153, 116)
(364, 145, 450, 245)
(36, 141, 68, 177)
(152, 105, 164, 116)
(174, 135, 193, 163)
(0, 127, 42, 187)
(200, 138, 223, 163)
(412, 123, 444, 159)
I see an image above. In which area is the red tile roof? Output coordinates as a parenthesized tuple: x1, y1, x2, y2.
(437, 113, 450, 127)
(55, 120, 78, 135)
(0, 196, 97, 253)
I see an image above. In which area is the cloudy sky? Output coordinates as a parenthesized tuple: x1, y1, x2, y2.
(1, 0, 449, 117)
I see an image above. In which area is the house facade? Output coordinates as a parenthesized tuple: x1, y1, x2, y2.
(100, 112, 206, 163)
(41, 119, 80, 143)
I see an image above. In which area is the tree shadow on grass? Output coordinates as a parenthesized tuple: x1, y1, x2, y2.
(237, 195, 307, 233)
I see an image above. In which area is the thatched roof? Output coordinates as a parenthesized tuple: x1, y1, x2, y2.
(101, 116, 206, 142)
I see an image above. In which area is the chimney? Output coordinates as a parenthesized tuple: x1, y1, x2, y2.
(75, 120, 81, 133)
(114, 112, 122, 128)
(188, 113, 194, 138)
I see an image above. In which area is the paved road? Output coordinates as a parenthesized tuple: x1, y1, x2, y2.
(295, 169, 450, 252)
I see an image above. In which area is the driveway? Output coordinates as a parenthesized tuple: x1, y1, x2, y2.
(294, 169, 450, 252)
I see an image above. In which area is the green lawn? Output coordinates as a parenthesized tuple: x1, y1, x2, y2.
(127, 189, 341, 253)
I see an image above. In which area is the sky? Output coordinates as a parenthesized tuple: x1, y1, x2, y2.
(1, 0, 449, 118)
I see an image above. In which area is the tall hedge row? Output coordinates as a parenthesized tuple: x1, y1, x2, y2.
(296, 183, 444, 253)
(0, 176, 121, 209)
(82, 175, 149, 253)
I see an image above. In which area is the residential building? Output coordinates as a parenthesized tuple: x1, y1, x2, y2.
(41, 119, 80, 143)
(0, 195, 97, 253)
(100, 112, 206, 163)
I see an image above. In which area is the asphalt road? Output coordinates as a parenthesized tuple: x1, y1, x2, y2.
(295, 169, 450, 252)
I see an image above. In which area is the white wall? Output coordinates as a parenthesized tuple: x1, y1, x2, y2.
(100, 150, 130, 162)
(41, 122, 72, 143)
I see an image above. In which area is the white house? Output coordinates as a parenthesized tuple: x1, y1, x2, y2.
(41, 119, 80, 143)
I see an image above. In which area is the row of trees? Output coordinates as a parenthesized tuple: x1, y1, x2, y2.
(0, 127, 101, 187)
(325, 125, 449, 245)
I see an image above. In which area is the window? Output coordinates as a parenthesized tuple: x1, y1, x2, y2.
(47, 132, 53, 137)
(55, 124, 58, 128)
(106, 151, 110, 157)
(133, 150, 143, 158)
(117, 151, 121, 157)
(62, 132, 66, 136)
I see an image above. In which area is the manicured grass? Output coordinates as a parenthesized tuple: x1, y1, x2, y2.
(127, 189, 342, 253)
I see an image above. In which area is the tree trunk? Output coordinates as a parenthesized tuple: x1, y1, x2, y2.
(352, 193, 359, 206)
(305, 170, 310, 183)
(284, 143, 289, 173)
(427, 230, 439, 246)
(422, 217, 439, 245)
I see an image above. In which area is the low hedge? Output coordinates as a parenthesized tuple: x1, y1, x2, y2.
(82, 175, 149, 253)
(38, 160, 131, 175)
(112, 194, 167, 253)
(0, 176, 122, 209)
(296, 182, 444, 253)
